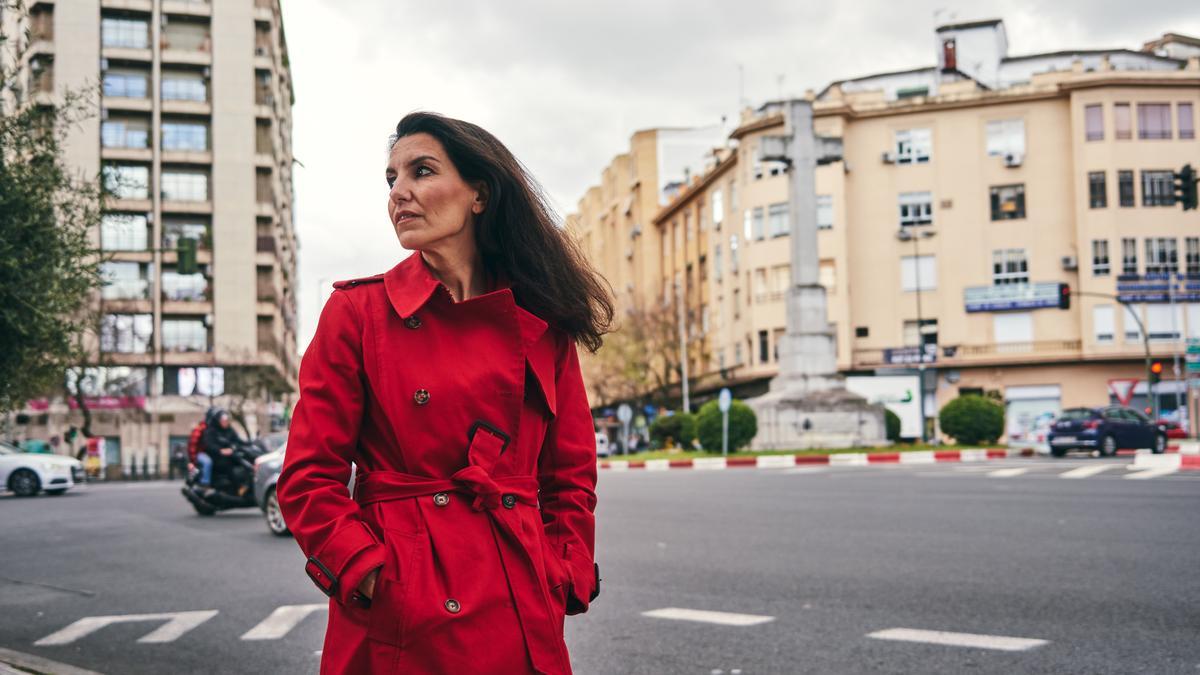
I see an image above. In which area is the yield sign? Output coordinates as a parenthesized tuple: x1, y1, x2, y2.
(1108, 379, 1139, 406)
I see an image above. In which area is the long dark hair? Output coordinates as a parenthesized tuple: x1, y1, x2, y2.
(390, 112, 613, 353)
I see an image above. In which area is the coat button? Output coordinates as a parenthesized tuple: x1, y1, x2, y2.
(433, 492, 450, 507)
(404, 316, 422, 329)
(444, 598, 461, 614)
(413, 389, 430, 405)
(501, 494, 517, 509)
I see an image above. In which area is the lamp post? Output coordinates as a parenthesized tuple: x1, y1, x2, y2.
(897, 227, 937, 443)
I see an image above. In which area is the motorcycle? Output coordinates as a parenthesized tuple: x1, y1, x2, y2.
(181, 439, 269, 516)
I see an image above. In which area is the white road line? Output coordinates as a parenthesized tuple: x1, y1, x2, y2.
(642, 608, 774, 626)
(784, 467, 828, 475)
(867, 628, 1048, 652)
(1059, 464, 1117, 479)
(241, 604, 327, 640)
(35, 610, 218, 646)
(0, 648, 104, 675)
(986, 468, 1030, 478)
(1124, 467, 1178, 480)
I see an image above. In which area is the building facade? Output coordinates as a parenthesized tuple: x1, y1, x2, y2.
(4, 0, 299, 473)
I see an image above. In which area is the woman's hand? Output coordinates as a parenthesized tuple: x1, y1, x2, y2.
(358, 568, 379, 600)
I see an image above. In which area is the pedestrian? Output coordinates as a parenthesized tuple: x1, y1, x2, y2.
(278, 112, 612, 674)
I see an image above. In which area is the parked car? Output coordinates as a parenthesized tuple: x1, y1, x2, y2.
(1047, 406, 1167, 457)
(595, 432, 611, 458)
(1, 440, 85, 497)
(253, 446, 289, 536)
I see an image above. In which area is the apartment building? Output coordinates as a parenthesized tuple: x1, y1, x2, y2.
(582, 19, 1200, 444)
(4, 0, 299, 473)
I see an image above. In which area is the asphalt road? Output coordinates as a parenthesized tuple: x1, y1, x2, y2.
(0, 457, 1197, 674)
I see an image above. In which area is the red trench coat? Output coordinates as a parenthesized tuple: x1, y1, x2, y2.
(278, 253, 598, 674)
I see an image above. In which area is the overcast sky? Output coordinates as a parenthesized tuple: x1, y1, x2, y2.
(281, 0, 1200, 351)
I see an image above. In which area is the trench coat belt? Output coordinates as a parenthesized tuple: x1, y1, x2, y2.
(353, 468, 539, 510)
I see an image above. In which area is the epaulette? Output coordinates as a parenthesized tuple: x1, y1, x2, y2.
(332, 273, 385, 290)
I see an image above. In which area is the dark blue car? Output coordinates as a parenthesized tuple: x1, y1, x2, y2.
(1047, 406, 1167, 457)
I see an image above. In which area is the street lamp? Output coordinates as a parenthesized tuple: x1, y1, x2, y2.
(897, 227, 937, 443)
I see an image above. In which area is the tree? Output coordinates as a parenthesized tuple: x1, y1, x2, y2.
(938, 395, 1005, 445)
(884, 408, 901, 442)
(649, 412, 696, 449)
(695, 399, 757, 452)
(582, 298, 684, 408)
(0, 3, 104, 413)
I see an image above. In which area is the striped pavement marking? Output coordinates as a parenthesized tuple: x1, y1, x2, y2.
(35, 610, 218, 646)
(867, 628, 1049, 652)
(986, 467, 1030, 478)
(240, 604, 327, 640)
(1124, 467, 1179, 480)
(642, 608, 775, 626)
(1059, 464, 1118, 479)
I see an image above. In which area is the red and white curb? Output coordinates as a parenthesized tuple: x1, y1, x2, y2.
(599, 442, 1199, 471)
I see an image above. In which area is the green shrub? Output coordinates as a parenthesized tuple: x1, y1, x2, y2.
(938, 395, 1004, 445)
(648, 412, 696, 449)
(884, 408, 901, 442)
(695, 399, 758, 452)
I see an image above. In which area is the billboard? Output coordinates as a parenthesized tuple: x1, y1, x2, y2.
(846, 375, 921, 439)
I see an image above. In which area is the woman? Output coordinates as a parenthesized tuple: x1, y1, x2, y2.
(278, 112, 612, 674)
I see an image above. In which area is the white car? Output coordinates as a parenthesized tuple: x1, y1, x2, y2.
(1, 441, 84, 497)
(595, 432, 610, 458)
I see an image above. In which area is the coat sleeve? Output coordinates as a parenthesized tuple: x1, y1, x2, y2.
(537, 335, 599, 614)
(277, 290, 384, 606)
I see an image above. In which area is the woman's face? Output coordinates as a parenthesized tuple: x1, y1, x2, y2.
(385, 133, 484, 252)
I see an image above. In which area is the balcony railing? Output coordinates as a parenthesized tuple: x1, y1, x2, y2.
(853, 339, 1083, 367)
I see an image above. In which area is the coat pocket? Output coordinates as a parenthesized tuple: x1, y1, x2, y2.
(367, 530, 419, 647)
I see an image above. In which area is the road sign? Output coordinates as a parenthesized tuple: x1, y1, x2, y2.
(718, 388, 732, 457)
(1108, 379, 1138, 406)
(617, 404, 632, 455)
(718, 388, 732, 413)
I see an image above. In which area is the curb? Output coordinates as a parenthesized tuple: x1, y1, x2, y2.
(600, 448, 1032, 471)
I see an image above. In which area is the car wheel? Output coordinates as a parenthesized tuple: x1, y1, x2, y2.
(264, 488, 290, 536)
(44, 489, 67, 496)
(9, 469, 41, 497)
(1152, 434, 1166, 454)
(1099, 435, 1117, 457)
(1050, 446, 1067, 458)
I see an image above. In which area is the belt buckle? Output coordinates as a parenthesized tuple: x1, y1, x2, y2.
(468, 420, 511, 454)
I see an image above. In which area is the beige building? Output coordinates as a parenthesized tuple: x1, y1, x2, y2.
(580, 19, 1200, 444)
(3, 0, 299, 472)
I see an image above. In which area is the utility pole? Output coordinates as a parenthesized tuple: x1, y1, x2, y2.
(898, 228, 936, 442)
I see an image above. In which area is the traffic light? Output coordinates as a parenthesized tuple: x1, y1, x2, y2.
(1149, 360, 1164, 385)
(1175, 164, 1198, 211)
(1057, 283, 1071, 310)
(177, 237, 198, 275)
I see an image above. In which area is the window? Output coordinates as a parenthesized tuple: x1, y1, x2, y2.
(1124, 304, 1143, 342)
(903, 319, 938, 347)
(163, 217, 209, 249)
(162, 319, 208, 352)
(992, 248, 1028, 285)
(1146, 304, 1183, 341)
(162, 71, 207, 102)
(161, 170, 208, 201)
(818, 260, 835, 291)
(729, 180, 737, 211)
(1186, 237, 1199, 275)
(751, 207, 765, 240)
(100, 314, 152, 354)
(732, 289, 740, 321)
(767, 203, 788, 237)
(1122, 238, 1138, 275)
(1145, 238, 1178, 275)
(758, 330, 769, 364)
(1088, 172, 1106, 208)
(894, 128, 931, 164)
(753, 268, 768, 303)
(734, 340, 743, 364)
(1092, 240, 1110, 276)
(1189, 304, 1200, 340)
(742, 209, 752, 240)
(162, 121, 208, 152)
(101, 17, 149, 49)
(990, 184, 1025, 220)
(816, 194, 833, 230)
(1141, 170, 1175, 206)
(773, 264, 791, 296)
(1084, 104, 1103, 141)
(1114, 103, 1131, 140)
(855, 326, 869, 338)
(901, 255, 936, 291)
(101, 118, 149, 149)
(101, 214, 148, 250)
(162, 266, 208, 302)
(713, 244, 723, 282)
(1137, 103, 1172, 140)
(985, 118, 1025, 156)
(162, 20, 211, 53)
(898, 191, 933, 226)
(1180, 103, 1195, 140)
(1118, 170, 1135, 207)
(993, 312, 1033, 344)
(102, 69, 148, 98)
(1093, 305, 1115, 343)
(68, 367, 149, 397)
(101, 262, 151, 300)
(729, 234, 739, 274)
(103, 164, 149, 200)
(711, 189, 723, 226)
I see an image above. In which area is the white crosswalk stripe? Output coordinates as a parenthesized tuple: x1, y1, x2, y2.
(986, 468, 1029, 478)
(241, 604, 327, 641)
(1124, 467, 1179, 480)
(867, 627, 1049, 651)
(35, 611, 218, 646)
(1059, 464, 1117, 479)
(642, 607, 774, 626)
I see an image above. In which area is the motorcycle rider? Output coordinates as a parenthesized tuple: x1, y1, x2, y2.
(200, 408, 243, 493)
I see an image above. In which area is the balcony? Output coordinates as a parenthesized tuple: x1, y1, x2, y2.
(162, 0, 211, 17)
(853, 339, 1084, 369)
(100, 0, 153, 10)
(161, 150, 213, 165)
(101, 46, 152, 63)
(103, 97, 153, 113)
(161, 99, 211, 115)
(101, 146, 152, 162)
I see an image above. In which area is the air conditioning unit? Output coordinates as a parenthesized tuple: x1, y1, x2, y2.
(1004, 152, 1024, 168)
(1061, 255, 1078, 271)
(881, 152, 897, 164)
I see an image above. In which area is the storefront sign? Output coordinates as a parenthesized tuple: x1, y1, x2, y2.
(883, 344, 937, 365)
(964, 282, 1062, 312)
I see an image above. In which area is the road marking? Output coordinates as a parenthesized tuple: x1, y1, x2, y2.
(1124, 467, 1178, 480)
(784, 467, 827, 475)
(35, 610, 218, 646)
(1059, 464, 1117, 479)
(986, 468, 1029, 478)
(642, 608, 774, 626)
(0, 648, 104, 675)
(867, 628, 1048, 652)
(241, 603, 327, 640)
